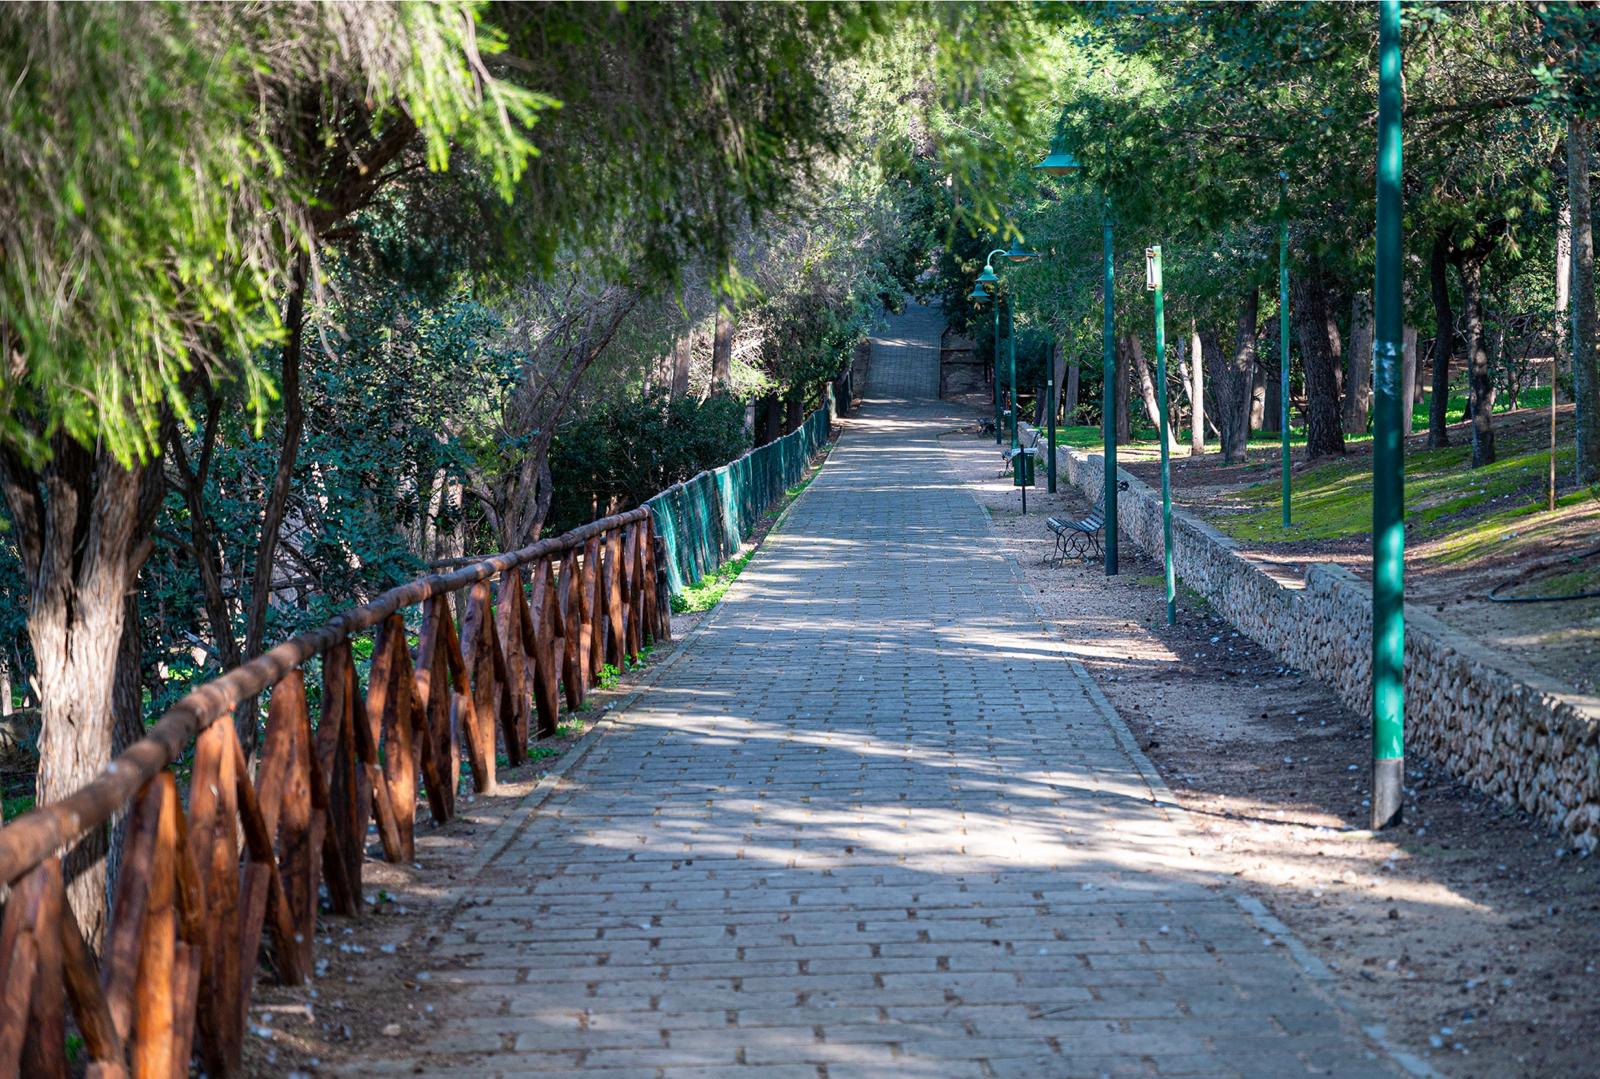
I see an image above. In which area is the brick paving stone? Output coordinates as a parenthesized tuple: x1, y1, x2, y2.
(346, 305, 1401, 1077)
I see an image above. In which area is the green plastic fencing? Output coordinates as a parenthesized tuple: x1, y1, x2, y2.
(646, 385, 836, 594)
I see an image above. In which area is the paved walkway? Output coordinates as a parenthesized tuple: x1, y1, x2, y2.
(382, 308, 1398, 1077)
(866, 301, 943, 400)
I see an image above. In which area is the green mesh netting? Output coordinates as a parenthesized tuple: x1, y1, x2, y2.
(646, 387, 835, 594)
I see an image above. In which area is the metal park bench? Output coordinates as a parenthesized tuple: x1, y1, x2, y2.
(1046, 481, 1128, 565)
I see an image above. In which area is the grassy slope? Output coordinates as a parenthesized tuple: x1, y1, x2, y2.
(1100, 388, 1588, 566)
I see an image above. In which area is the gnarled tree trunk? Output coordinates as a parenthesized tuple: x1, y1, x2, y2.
(711, 305, 734, 391)
(1401, 325, 1419, 433)
(0, 439, 161, 950)
(670, 332, 692, 400)
(1114, 333, 1132, 444)
(1126, 333, 1178, 450)
(1428, 232, 1456, 447)
(1344, 292, 1374, 434)
(1572, 116, 1600, 485)
(1214, 290, 1257, 464)
(1185, 325, 1205, 452)
(1292, 264, 1347, 459)
(1459, 257, 1495, 465)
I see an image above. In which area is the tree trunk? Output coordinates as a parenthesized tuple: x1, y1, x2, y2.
(670, 332, 692, 400)
(756, 394, 783, 446)
(1264, 357, 1281, 434)
(1051, 341, 1069, 423)
(1401, 325, 1419, 433)
(1064, 362, 1080, 423)
(1214, 290, 1258, 464)
(1344, 292, 1375, 433)
(784, 394, 803, 435)
(1126, 333, 1175, 448)
(1458, 256, 1496, 465)
(238, 251, 309, 753)
(498, 285, 641, 549)
(1249, 361, 1266, 433)
(1572, 115, 1600, 484)
(1292, 265, 1347, 458)
(1189, 323, 1205, 452)
(1428, 232, 1456, 447)
(711, 306, 734, 391)
(1114, 333, 1132, 443)
(1557, 199, 1571, 398)
(0, 439, 156, 951)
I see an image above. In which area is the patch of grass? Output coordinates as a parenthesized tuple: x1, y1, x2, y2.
(1525, 560, 1600, 598)
(3, 792, 34, 820)
(1429, 487, 1595, 566)
(1119, 387, 1556, 455)
(671, 549, 754, 614)
(526, 744, 563, 762)
(1055, 425, 1103, 448)
(596, 663, 621, 690)
(665, 445, 826, 615)
(1219, 439, 1574, 544)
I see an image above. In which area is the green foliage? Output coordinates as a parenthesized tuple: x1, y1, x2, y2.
(597, 664, 621, 691)
(0, 2, 546, 467)
(671, 551, 754, 615)
(547, 393, 749, 534)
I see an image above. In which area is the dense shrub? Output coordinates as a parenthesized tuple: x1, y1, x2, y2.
(546, 393, 750, 533)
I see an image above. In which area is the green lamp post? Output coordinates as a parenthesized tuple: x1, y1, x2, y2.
(977, 244, 1041, 453)
(1371, 0, 1406, 829)
(969, 283, 1001, 441)
(1036, 134, 1117, 575)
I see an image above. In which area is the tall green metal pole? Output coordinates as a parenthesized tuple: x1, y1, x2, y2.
(1007, 298, 1018, 452)
(1102, 197, 1118, 576)
(1046, 360, 1058, 493)
(1372, 0, 1406, 830)
(1150, 246, 1175, 626)
(993, 300, 1003, 444)
(1279, 173, 1292, 528)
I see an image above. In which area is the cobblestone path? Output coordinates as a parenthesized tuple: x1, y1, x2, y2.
(370, 308, 1403, 1078)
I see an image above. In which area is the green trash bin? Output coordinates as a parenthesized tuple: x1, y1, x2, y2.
(1012, 450, 1035, 488)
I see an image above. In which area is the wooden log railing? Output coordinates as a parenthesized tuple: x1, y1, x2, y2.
(0, 508, 671, 1078)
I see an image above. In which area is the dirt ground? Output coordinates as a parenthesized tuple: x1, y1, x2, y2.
(1118, 406, 1600, 700)
(938, 420, 1599, 1079)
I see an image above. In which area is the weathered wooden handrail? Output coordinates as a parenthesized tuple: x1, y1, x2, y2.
(0, 505, 669, 1077)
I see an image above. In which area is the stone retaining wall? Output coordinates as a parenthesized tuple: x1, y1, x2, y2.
(1042, 433, 1600, 847)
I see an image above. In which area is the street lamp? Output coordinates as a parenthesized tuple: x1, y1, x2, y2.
(974, 243, 1041, 453)
(1036, 131, 1118, 575)
(968, 283, 1003, 442)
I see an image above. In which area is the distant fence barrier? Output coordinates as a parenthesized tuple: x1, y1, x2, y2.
(646, 384, 838, 593)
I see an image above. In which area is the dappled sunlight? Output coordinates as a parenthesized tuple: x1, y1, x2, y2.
(346, 324, 1456, 1077)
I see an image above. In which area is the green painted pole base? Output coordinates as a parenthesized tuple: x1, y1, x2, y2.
(1046, 377, 1058, 493)
(1371, 757, 1404, 829)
